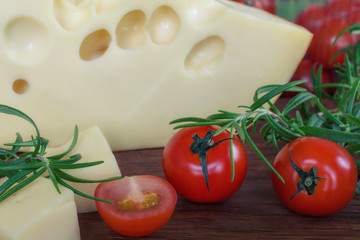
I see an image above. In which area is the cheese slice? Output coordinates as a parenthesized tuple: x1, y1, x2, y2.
(46, 126, 122, 213)
(0, 0, 312, 151)
(0, 177, 80, 240)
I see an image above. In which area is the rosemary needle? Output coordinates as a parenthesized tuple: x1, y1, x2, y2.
(0, 105, 122, 203)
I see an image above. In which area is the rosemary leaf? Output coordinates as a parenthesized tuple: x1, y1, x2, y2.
(316, 99, 343, 126)
(54, 169, 122, 183)
(343, 113, 360, 127)
(172, 120, 231, 130)
(0, 167, 47, 202)
(250, 80, 307, 111)
(241, 118, 285, 183)
(55, 176, 113, 204)
(229, 125, 235, 182)
(170, 117, 213, 124)
(48, 154, 82, 164)
(282, 92, 316, 115)
(1, 162, 46, 171)
(0, 169, 34, 196)
(49, 126, 79, 160)
(0, 105, 40, 138)
(301, 126, 360, 143)
(50, 161, 104, 170)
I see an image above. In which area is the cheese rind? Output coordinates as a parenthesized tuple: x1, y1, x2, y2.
(0, 177, 81, 240)
(0, 0, 312, 151)
(46, 126, 122, 213)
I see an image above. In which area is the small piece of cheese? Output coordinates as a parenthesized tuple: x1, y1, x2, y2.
(46, 126, 122, 213)
(0, 177, 80, 240)
(0, 0, 312, 151)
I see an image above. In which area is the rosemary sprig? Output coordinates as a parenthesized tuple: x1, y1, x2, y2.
(0, 105, 122, 203)
(170, 25, 360, 187)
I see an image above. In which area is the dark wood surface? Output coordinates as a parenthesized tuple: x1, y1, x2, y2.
(78, 98, 360, 240)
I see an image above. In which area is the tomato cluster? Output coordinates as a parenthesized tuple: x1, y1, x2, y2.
(285, 0, 360, 96)
(93, 2, 360, 236)
(297, 0, 360, 67)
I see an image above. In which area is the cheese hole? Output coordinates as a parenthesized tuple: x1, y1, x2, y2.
(13, 79, 30, 94)
(116, 10, 146, 49)
(146, 6, 180, 45)
(53, 0, 92, 31)
(80, 29, 111, 61)
(4, 17, 50, 64)
(187, 0, 227, 26)
(184, 36, 226, 75)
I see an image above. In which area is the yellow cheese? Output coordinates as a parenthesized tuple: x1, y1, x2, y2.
(0, 0, 312, 151)
(0, 177, 80, 240)
(46, 126, 122, 213)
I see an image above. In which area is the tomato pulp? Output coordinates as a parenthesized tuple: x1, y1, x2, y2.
(95, 175, 177, 237)
(272, 137, 357, 216)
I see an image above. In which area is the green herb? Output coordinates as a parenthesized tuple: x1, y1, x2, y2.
(170, 25, 360, 187)
(0, 105, 122, 203)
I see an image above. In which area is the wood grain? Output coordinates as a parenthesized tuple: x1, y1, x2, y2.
(79, 99, 360, 240)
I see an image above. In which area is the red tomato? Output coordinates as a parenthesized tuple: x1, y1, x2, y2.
(295, 4, 327, 33)
(324, 0, 360, 19)
(163, 126, 247, 203)
(233, 0, 276, 14)
(94, 175, 177, 237)
(282, 58, 331, 97)
(349, 8, 360, 25)
(272, 137, 357, 216)
(308, 18, 355, 67)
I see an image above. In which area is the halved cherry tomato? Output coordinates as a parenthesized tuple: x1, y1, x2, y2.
(94, 175, 177, 237)
(163, 126, 247, 203)
(272, 137, 357, 216)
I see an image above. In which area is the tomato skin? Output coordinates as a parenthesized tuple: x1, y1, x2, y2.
(308, 18, 355, 68)
(163, 126, 247, 203)
(272, 137, 357, 216)
(295, 4, 327, 33)
(324, 0, 360, 19)
(94, 175, 177, 237)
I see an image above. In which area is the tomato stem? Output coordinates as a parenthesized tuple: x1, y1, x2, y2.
(190, 129, 233, 193)
(289, 150, 326, 200)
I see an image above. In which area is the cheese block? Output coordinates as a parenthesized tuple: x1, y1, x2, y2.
(0, 0, 312, 151)
(0, 177, 80, 240)
(46, 126, 122, 213)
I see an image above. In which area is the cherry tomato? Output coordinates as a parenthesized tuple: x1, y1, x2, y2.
(163, 126, 247, 203)
(233, 0, 276, 14)
(295, 4, 327, 33)
(308, 18, 355, 67)
(272, 137, 357, 216)
(282, 58, 331, 98)
(349, 8, 360, 25)
(324, 0, 360, 19)
(94, 175, 177, 237)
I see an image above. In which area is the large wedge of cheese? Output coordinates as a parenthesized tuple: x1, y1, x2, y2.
(46, 126, 122, 213)
(0, 0, 312, 151)
(0, 177, 80, 240)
